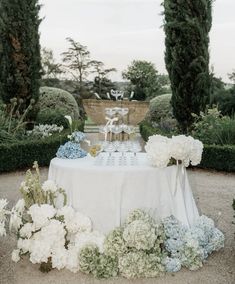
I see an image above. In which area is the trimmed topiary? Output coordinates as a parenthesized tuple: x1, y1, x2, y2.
(149, 94, 172, 122)
(36, 87, 80, 127)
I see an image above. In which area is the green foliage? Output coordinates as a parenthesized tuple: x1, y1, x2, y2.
(20, 162, 66, 209)
(191, 108, 235, 145)
(90, 60, 117, 98)
(211, 89, 235, 117)
(61, 38, 92, 97)
(0, 133, 68, 173)
(139, 120, 235, 172)
(0, 0, 42, 116)
(199, 145, 235, 172)
(36, 87, 80, 127)
(0, 98, 36, 142)
(41, 47, 63, 79)
(122, 60, 161, 100)
(163, 0, 213, 131)
(149, 94, 173, 121)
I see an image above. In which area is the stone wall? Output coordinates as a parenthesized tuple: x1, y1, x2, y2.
(83, 99, 149, 126)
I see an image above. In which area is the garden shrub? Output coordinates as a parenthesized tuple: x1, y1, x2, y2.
(36, 87, 80, 128)
(139, 121, 235, 172)
(149, 94, 172, 121)
(0, 120, 84, 172)
(191, 108, 235, 145)
(0, 134, 67, 172)
(36, 108, 70, 128)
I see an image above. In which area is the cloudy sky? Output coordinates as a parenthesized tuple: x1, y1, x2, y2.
(39, 0, 235, 82)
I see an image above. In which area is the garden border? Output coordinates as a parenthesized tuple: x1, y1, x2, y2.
(0, 120, 85, 173)
(0, 134, 68, 173)
(139, 121, 235, 172)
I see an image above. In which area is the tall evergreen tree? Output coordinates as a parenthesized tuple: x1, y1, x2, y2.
(0, 0, 42, 113)
(163, 0, 213, 132)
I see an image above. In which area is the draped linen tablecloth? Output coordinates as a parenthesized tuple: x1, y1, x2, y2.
(48, 153, 199, 234)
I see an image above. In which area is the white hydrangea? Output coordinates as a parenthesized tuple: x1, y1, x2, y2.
(42, 180, 58, 193)
(66, 212, 92, 234)
(57, 206, 75, 222)
(65, 246, 80, 273)
(19, 223, 35, 239)
(29, 239, 52, 264)
(28, 204, 56, 230)
(40, 219, 66, 249)
(190, 139, 203, 166)
(51, 248, 68, 270)
(17, 238, 32, 254)
(12, 249, 21, 263)
(145, 134, 203, 168)
(145, 135, 171, 168)
(169, 135, 194, 166)
(74, 231, 105, 253)
(28, 220, 66, 264)
(123, 220, 157, 250)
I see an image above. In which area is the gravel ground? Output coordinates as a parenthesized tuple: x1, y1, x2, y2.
(0, 166, 235, 284)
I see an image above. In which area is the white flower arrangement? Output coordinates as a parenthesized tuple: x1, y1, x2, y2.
(0, 163, 104, 274)
(145, 134, 203, 168)
(27, 124, 63, 138)
(1, 165, 225, 279)
(80, 210, 224, 279)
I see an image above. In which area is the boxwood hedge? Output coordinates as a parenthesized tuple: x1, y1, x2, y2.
(0, 121, 84, 173)
(0, 134, 67, 172)
(140, 121, 235, 172)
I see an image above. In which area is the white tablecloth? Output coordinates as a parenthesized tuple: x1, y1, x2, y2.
(48, 153, 199, 233)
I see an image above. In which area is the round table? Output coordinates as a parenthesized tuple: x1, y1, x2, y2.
(48, 153, 199, 233)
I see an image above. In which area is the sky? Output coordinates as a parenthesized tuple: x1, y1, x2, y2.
(39, 0, 235, 82)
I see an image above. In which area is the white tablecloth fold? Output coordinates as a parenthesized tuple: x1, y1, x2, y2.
(49, 153, 199, 233)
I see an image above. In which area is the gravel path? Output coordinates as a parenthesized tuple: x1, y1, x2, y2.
(0, 167, 235, 284)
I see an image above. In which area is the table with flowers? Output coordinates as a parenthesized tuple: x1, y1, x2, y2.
(49, 152, 199, 234)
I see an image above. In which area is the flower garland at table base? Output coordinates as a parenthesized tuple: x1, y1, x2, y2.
(0, 164, 224, 279)
(79, 210, 224, 279)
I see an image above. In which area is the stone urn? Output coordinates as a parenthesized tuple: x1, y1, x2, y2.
(82, 99, 149, 126)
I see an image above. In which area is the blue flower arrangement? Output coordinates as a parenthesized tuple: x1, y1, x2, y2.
(56, 131, 87, 159)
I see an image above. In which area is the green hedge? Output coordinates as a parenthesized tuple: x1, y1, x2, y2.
(139, 121, 235, 172)
(0, 121, 85, 173)
(0, 134, 67, 173)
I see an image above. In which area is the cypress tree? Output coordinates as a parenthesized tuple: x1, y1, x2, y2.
(0, 0, 42, 113)
(163, 0, 213, 132)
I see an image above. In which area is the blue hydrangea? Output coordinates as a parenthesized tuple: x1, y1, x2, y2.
(163, 257, 181, 273)
(194, 215, 215, 239)
(205, 228, 225, 255)
(185, 227, 209, 248)
(162, 215, 225, 271)
(162, 215, 186, 239)
(70, 131, 86, 143)
(165, 238, 184, 257)
(56, 141, 87, 159)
